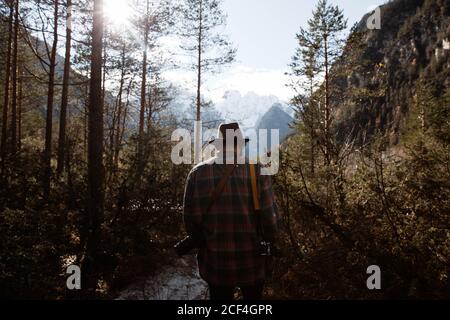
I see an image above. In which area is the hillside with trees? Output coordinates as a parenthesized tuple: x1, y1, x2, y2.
(275, 0, 449, 299)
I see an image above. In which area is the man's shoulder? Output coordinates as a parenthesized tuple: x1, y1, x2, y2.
(190, 157, 262, 171)
(188, 157, 217, 177)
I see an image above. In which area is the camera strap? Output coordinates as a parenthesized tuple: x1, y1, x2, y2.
(203, 164, 263, 239)
(250, 164, 265, 239)
(205, 164, 237, 214)
(249, 164, 260, 210)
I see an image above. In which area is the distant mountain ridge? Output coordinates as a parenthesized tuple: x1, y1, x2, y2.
(255, 102, 295, 141)
(170, 89, 294, 130)
(214, 90, 284, 129)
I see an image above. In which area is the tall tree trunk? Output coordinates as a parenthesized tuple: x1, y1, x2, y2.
(108, 43, 125, 181)
(1, 1, 14, 177)
(17, 66, 22, 150)
(138, 0, 150, 141)
(66, 136, 74, 209)
(43, 0, 59, 200)
(83, 88, 88, 162)
(196, 39, 201, 122)
(57, 0, 73, 177)
(83, 0, 105, 294)
(324, 35, 330, 166)
(135, 1, 151, 187)
(108, 99, 117, 182)
(120, 83, 131, 152)
(194, 0, 203, 164)
(113, 97, 123, 174)
(310, 125, 315, 175)
(146, 82, 158, 133)
(309, 81, 315, 175)
(103, 36, 113, 183)
(115, 79, 132, 172)
(10, 0, 19, 154)
(113, 48, 125, 175)
(101, 31, 106, 105)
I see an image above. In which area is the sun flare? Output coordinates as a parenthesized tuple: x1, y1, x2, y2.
(104, 0, 133, 27)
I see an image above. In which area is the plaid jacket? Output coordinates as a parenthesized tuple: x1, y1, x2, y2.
(183, 156, 280, 286)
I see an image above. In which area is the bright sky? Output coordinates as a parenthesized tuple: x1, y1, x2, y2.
(199, 0, 388, 102)
(102, 0, 388, 103)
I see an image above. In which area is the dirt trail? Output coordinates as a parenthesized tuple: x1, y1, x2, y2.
(116, 255, 209, 300)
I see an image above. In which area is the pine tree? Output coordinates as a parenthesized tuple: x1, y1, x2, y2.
(82, 0, 105, 294)
(1, 0, 14, 178)
(42, 0, 59, 199)
(57, 0, 73, 178)
(132, 0, 172, 184)
(177, 0, 236, 162)
(304, 0, 347, 164)
(138, 0, 151, 145)
(289, 27, 321, 175)
(105, 32, 138, 181)
(10, 0, 19, 154)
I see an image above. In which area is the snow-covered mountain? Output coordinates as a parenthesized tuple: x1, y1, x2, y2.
(168, 89, 296, 151)
(256, 103, 295, 142)
(244, 102, 295, 158)
(214, 90, 281, 129)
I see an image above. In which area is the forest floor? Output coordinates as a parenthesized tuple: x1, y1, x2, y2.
(115, 255, 209, 300)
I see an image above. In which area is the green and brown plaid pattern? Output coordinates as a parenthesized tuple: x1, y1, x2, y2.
(183, 157, 280, 286)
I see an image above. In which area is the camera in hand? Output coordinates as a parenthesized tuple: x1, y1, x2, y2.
(259, 241, 272, 256)
(175, 233, 280, 257)
(258, 241, 281, 256)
